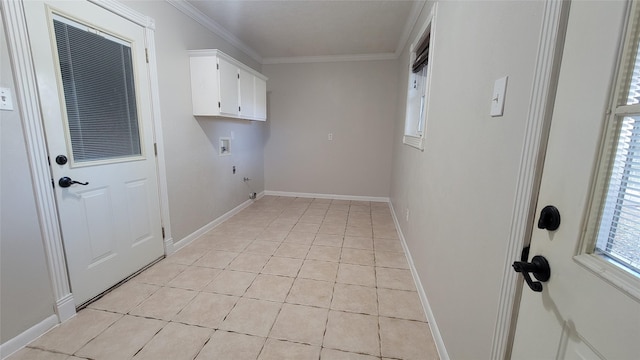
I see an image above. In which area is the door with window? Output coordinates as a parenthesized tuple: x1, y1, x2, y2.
(512, 1, 640, 358)
(23, 0, 164, 306)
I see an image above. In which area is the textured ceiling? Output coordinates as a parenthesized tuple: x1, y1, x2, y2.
(185, 0, 421, 61)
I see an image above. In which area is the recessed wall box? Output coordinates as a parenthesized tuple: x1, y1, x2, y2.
(219, 137, 230, 155)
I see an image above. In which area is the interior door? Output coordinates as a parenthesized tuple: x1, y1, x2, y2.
(512, 1, 640, 359)
(23, 0, 164, 306)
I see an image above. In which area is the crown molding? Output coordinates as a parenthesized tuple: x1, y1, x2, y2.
(166, 0, 263, 64)
(396, 0, 428, 57)
(262, 52, 397, 65)
(91, 0, 155, 29)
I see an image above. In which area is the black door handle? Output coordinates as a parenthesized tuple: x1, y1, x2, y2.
(58, 177, 89, 188)
(512, 255, 551, 292)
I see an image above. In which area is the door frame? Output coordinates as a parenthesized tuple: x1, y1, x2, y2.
(1, 0, 174, 322)
(488, 1, 572, 359)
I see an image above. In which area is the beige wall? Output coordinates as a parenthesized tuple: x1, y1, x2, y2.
(389, 1, 544, 358)
(263, 61, 397, 198)
(0, 17, 56, 344)
(125, 1, 266, 242)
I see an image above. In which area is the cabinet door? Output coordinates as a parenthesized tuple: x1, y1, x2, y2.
(255, 76, 267, 121)
(238, 68, 255, 119)
(218, 57, 239, 116)
(190, 56, 220, 116)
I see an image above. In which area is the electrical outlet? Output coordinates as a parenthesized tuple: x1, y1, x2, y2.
(0, 87, 14, 111)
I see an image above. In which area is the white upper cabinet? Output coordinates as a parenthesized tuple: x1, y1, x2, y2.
(188, 49, 267, 121)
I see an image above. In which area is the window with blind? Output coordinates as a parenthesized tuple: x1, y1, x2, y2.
(593, 8, 640, 276)
(53, 15, 142, 164)
(403, 4, 437, 150)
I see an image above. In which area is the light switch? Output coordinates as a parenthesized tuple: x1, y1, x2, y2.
(0, 87, 14, 111)
(490, 76, 508, 117)
(328, 133, 333, 141)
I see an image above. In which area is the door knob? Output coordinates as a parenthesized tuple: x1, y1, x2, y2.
(58, 176, 89, 188)
(513, 254, 551, 292)
(538, 205, 561, 231)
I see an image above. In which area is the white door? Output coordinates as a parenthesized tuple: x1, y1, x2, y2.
(512, 1, 640, 359)
(23, 0, 165, 306)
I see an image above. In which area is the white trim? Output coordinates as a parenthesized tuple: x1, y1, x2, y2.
(262, 53, 397, 65)
(55, 294, 76, 322)
(1, 0, 75, 320)
(0, 315, 59, 359)
(166, 0, 262, 64)
(90, 0, 154, 29)
(574, 254, 640, 301)
(143, 21, 174, 257)
(171, 192, 265, 252)
(263, 190, 389, 203)
(389, 202, 449, 360)
(490, 1, 570, 359)
(395, 0, 428, 57)
(403, 135, 425, 151)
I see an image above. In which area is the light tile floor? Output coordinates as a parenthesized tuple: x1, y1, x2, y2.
(8, 196, 439, 360)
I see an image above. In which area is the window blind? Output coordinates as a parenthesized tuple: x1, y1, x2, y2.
(53, 16, 141, 163)
(412, 32, 430, 73)
(596, 115, 640, 273)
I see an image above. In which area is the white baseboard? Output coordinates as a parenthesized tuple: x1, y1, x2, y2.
(171, 191, 265, 252)
(389, 202, 450, 360)
(55, 294, 76, 322)
(163, 237, 175, 257)
(0, 315, 58, 359)
(263, 190, 389, 203)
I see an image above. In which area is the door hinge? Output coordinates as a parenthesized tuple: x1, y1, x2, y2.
(237, 73, 240, 79)
(145, 48, 149, 63)
(161, 227, 165, 239)
(51, 179, 55, 188)
(217, 63, 219, 70)
(153, 143, 158, 156)
(218, 101, 221, 108)
(239, 106, 241, 112)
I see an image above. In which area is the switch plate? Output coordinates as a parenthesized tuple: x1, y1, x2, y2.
(490, 76, 508, 117)
(0, 87, 14, 111)
(328, 133, 333, 141)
